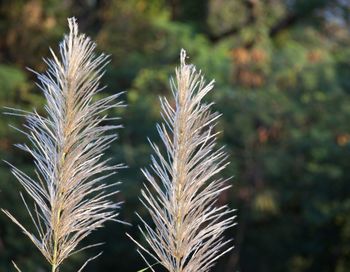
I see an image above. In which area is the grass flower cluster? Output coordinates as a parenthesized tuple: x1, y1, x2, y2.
(130, 49, 235, 272)
(2, 18, 124, 272)
(2, 18, 235, 272)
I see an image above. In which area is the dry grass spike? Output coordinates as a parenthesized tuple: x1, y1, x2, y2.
(2, 17, 124, 272)
(130, 49, 236, 272)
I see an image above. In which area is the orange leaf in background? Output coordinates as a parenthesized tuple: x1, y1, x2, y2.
(232, 48, 250, 65)
(258, 127, 269, 143)
(251, 48, 267, 63)
(238, 70, 264, 88)
(23, 0, 42, 27)
(336, 133, 350, 146)
(307, 49, 323, 63)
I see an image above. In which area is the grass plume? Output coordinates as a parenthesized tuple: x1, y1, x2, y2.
(131, 50, 235, 272)
(2, 17, 124, 271)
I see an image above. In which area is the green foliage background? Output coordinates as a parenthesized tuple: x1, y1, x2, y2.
(0, 0, 350, 271)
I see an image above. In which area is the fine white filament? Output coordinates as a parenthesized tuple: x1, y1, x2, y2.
(2, 17, 124, 272)
(132, 50, 235, 272)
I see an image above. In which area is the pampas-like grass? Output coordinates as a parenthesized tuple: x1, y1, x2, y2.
(131, 50, 235, 272)
(2, 17, 124, 272)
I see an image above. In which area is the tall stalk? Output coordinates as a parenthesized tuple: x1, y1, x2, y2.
(2, 17, 124, 271)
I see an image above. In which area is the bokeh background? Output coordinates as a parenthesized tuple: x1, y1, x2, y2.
(1, 0, 350, 271)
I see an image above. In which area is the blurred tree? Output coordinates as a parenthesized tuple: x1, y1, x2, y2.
(0, 0, 349, 271)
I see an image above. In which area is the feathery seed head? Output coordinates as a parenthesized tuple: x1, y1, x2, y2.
(132, 50, 235, 272)
(2, 17, 124, 271)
